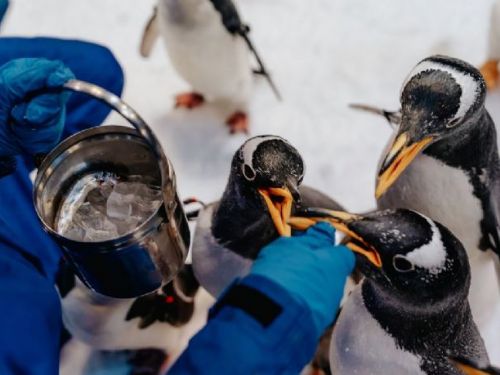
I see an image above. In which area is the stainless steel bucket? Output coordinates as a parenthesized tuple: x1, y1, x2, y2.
(34, 80, 190, 298)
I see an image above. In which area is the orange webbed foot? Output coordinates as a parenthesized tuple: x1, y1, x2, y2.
(174, 92, 205, 109)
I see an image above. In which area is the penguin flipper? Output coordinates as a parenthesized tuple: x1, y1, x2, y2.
(349, 103, 401, 128)
(299, 185, 345, 211)
(140, 6, 160, 58)
(207, 0, 244, 35)
(482, 176, 500, 261)
(208, 0, 281, 100)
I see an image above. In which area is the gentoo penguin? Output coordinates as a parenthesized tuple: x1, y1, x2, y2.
(450, 356, 500, 375)
(355, 55, 500, 341)
(290, 208, 489, 375)
(191, 135, 344, 298)
(59, 265, 213, 374)
(140, 0, 280, 134)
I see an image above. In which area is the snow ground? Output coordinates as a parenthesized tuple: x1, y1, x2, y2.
(4, 0, 500, 366)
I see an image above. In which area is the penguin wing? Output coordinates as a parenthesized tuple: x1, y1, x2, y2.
(140, 6, 160, 58)
(208, 0, 282, 100)
(349, 103, 401, 129)
(484, 175, 500, 259)
(299, 185, 345, 211)
(207, 0, 244, 35)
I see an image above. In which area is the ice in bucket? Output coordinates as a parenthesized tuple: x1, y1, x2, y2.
(56, 172, 162, 242)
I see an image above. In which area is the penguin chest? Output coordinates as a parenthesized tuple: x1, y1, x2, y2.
(378, 154, 483, 258)
(191, 204, 253, 298)
(330, 286, 426, 375)
(158, 0, 252, 103)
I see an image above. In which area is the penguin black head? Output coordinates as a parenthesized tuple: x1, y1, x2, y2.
(290, 208, 470, 304)
(213, 135, 304, 258)
(376, 55, 486, 198)
(234, 135, 304, 192)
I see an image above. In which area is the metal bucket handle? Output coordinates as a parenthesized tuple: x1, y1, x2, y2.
(59, 79, 175, 200)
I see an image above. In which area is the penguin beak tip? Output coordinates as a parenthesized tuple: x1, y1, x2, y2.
(376, 133, 434, 198)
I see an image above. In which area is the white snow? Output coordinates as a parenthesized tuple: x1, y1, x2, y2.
(3, 0, 500, 366)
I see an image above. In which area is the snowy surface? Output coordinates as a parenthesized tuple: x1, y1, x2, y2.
(4, 0, 500, 365)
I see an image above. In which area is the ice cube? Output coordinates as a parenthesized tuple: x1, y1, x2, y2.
(106, 190, 134, 220)
(61, 223, 86, 242)
(84, 228, 119, 242)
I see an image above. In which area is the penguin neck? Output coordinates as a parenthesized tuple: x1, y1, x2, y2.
(423, 108, 498, 172)
(212, 174, 277, 259)
(362, 280, 470, 352)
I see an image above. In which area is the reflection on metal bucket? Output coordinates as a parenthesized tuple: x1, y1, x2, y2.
(34, 80, 190, 298)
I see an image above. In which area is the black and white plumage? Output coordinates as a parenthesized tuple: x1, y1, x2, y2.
(140, 0, 279, 133)
(306, 208, 489, 375)
(191, 135, 344, 297)
(355, 56, 500, 340)
(59, 266, 213, 374)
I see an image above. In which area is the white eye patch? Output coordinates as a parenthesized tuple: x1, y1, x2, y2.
(241, 135, 285, 169)
(406, 215, 446, 275)
(401, 60, 480, 121)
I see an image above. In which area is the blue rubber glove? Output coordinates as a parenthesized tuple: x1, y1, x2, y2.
(0, 0, 8, 23)
(250, 222, 355, 334)
(0, 58, 74, 158)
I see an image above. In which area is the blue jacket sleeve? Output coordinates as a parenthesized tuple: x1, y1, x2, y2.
(168, 274, 320, 374)
(0, 249, 62, 375)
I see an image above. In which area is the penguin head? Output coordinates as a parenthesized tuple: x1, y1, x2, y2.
(290, 208, 470, 304)
(234, 135, 304, 193)
(376, 55, 486, 198)
(213, 135, 304, 258)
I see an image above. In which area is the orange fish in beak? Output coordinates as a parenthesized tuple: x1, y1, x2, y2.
(288, 208, 383, 268)
(258, 187, 294, 237)
(376, 132, 434, 199)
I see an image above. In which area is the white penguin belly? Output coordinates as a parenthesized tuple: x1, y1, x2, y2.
(191, 204, 253, 298)
(378, 154, 500, 334)
(330, 286, 425, 375)
(158, 0, 252, 105)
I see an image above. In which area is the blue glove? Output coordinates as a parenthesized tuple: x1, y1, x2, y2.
(0, 58, 74, 158)
(0, 0, 8, 23)
(250, 222, 355, 334)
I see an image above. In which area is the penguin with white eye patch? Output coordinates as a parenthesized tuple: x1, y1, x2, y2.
(191, 135, 344, 298)
(140, 0, 280, 134)
(289, 208, 489, 375)
(350, 55, 500, 345)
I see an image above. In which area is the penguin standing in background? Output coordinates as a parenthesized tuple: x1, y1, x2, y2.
(191, 135, 344, 298)
(289, 208, 489, 375)
(353, 55, 500, 345)
(140, 0, 280, 134)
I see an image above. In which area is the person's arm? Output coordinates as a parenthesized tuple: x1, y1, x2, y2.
(0, 58, 73, 176)
(169, 223, 354, 374)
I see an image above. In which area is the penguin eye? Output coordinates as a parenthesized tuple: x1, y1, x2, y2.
(446, 117, 462, 128)
(392, 255, 415, 273)
(242, 164, 256, 181)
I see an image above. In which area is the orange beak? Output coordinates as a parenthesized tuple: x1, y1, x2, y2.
(288, 208, 383, 268)
(376, 132, 433, 199)
(449, 357, 500, 375)
(258, 187, 294, 237)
